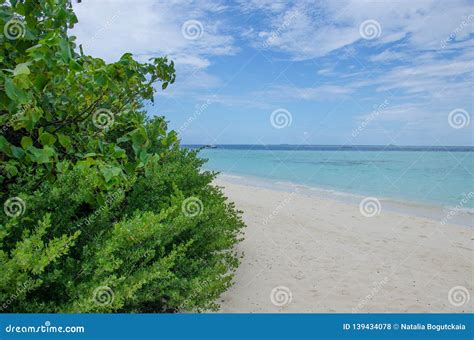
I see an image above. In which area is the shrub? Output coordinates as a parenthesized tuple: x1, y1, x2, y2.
(0, 0, 244, 312)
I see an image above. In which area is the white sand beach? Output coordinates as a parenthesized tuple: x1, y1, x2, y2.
(215, 176, 473, 313)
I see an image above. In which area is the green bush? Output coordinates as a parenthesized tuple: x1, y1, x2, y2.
(0, 0, 244, 312)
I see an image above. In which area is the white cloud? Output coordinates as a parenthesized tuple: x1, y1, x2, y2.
(70, 0, 237, 95)
(317, 67, 334, 75)
(246, 0, 473, 59)
(71, 0, 236, 62)
(370, 50, 408, 62)
(363, 55, 473, 97)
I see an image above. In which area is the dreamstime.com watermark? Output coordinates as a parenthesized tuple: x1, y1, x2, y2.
(262, 189, 299, 225)
(448, 286, 470, 307)
(262, 10, 300, 48)
(182, 196, 204, 217)
(177, 99, 213, 134)
(270, 108, 292, 129)
(440, 14, 474, 49)
(352, 276, 389, 312)
(75, 189, 125, 229)
(92, 108, 116, 129)
(181, 20, 204, 40)
(0, 278, 35, 311)
(270, 286, 293, 307)
(3, 17, 26, 40)
(448, 108, 470, 129)
(359, 197, 382, 217)
(5, 321, 85, 334)
(352, 100, 389, 138)
(440, 192, 473, 225)
(93, 286, 115, 306)
(1, 103, 29, 134)
(3, 196, 26, 218)
(359, 19, 381, 40)
(179, 278, 213, 311)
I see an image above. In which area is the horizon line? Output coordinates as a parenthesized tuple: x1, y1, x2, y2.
(182, 143, 474, 148)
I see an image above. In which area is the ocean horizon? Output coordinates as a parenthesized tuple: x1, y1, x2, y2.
(184, 144, 474, 151)
(184, 145, 474, 218)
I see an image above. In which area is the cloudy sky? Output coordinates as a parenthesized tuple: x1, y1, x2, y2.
(71, 0, 473, 146)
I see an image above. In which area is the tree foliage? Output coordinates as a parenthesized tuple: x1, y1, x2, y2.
(0, 0, 244, 312)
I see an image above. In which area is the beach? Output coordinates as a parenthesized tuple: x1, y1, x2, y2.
(215, 176, 473, 313)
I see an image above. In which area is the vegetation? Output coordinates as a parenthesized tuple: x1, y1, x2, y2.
(0, 0, 244, 312)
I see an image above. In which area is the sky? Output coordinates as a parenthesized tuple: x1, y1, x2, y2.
(71, 0, 473, 146)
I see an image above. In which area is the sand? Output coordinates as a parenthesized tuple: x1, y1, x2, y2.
(214, 176, 473, 313)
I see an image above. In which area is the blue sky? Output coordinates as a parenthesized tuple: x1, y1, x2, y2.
(71, 0, 473, 146)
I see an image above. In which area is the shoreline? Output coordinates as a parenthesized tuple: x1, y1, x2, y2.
(212, 171, 473, 227)
(215, 175, 473, 313)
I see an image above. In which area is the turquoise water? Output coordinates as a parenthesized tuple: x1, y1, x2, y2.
(196, 146, 474, 210)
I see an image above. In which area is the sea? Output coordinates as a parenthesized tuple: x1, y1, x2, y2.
(185, 145, 474, 226)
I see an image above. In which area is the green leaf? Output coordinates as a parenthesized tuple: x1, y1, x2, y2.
(130, 127, 149, 154)
(101, 165, 122, 182)
(4, 163, 18, 177)
(94, 73, 106, 86)
(24, 107, 42, 131)
(4, 77, 29, 104)
(113, 146, 126, 158)
(116, 136, 129, 143)
(76, 158, 95, 169)
(11, 146, 25, 159)
(39, 132, 56, 146)
(59, 38, 71, 62)
(0, 135, 12, 156)
(25, 43, 43, 52)
(55, 161, 70, 174)
(139, 149, 149, 164)
(29, 146, 56, 164)
(69, 59, 82, 72)
(21, 136, 33, 149)
(4, 78, 18, 100)
(57, 133, 72, 151)
(13, 63, 31, 76)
